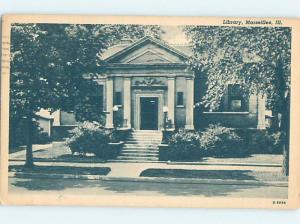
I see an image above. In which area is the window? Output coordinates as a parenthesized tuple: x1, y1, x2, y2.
(228, 84, 247, 112)
(114, 91, 122, 105)
(88, 85, 104, 112)
(176, 92, 184, 106)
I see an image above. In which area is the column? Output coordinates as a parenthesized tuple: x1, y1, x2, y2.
(185, 77, 194, 130)
(257, 93, 266, 129)
(123, 77, 131, 128)
(105, 77, 114, 128)
(167, 77, 175, 128)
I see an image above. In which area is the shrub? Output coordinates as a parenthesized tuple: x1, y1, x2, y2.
(168, 129, 202, 160)
(66, 121, 112, 156)
(33, 131, 51, 144)
(199, 124, 244, 157)
(9, 117, 51, 147)
(247, 130, 283, 154)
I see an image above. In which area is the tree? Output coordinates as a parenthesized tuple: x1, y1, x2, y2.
(10, 23, 162, 167)
(185, 26, 291, 175)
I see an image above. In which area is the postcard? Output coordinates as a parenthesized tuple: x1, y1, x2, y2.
(1, 15, 300, 208)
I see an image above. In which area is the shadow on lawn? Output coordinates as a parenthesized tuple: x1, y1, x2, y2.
(10, 171, 287, 198)
(9, 164, 110, 192)
(9, 165, 110, 175)
(10, 177, 273, 197)
(9, 154, 107, 163)
(9, 167, 287, 197)
(32, 154, 107, 163)
(97, 180, 264, 197)
(140, 169, 257, 180)
(10, 165, 110, 191)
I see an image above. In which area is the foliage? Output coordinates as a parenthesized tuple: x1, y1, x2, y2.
(167, 125, 243, 160)
(199, 124, 243, 157)
(185, 26, 291, 174)
(10, 23, 162, 164)
(185, 26, 291, 112)
(9, 117, 27, 147)
(168, 129, 202, 160)
(33, 130, 52, 144)
(10, 23, 163, 121)
(66, 121, 112, 156)
(166, 125, 283, 160)
(9, 118, 51, 147)
(247, 130, 283, 154)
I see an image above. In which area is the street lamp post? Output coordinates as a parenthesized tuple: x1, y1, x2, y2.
(162, 106, 168, 144)
(113, 105, 119, 129)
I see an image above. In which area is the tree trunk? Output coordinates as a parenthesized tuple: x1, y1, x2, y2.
(281, 93, 290, 176)
(282, 143, 289, 176)
(24, 113, 34, 167)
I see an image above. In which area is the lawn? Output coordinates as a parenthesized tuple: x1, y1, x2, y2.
(140, 169, 288, 182)
(9, 165, 111, 176)
(9, 141, 106, 163)
(203, 154, 283, 165)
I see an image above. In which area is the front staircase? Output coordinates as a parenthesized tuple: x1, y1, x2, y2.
(116, 130, 162, 162)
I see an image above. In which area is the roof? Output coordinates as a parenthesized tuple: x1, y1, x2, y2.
(101, 36, 193, 61)
(101, 44, 128, 60)
(35, 109, 54, 120)
(172, 44, 193, 57)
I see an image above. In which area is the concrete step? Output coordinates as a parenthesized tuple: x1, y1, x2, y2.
(125, 141, 161, 144)
(115, 130, 161, 162)
(120, 149, 159, 152)
(109, 159, 161, 163)
(124, 142, 158, 147)
(120, 154, 159, 158)
(121, 148, 158, 152)
(119, 152, 159, 157)
(116, 156, 159, 161)
(122, 150, 158, 154)
(129, 134, 162, 137)
(129, 133, 162, 136)
(123, 143, 159, 148)
(126, 139, 161, 145)
(128, 137, 161, 140)
(126, 139, 161, 142)
(122, 148, 158, 151)
(129, 133, 162, 137)
(131, 130, 161, 133)
(127, 135, 161, 138)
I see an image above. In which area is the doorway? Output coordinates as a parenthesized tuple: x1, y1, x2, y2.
(140, 97, 158, 130)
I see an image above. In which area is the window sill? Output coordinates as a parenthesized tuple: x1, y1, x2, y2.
(176, 105, 185, 108)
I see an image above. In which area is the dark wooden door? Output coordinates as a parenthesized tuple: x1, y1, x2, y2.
(140, 97, 158, 130)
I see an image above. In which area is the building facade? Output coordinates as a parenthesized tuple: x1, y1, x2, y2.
(51, 36, 266, 133)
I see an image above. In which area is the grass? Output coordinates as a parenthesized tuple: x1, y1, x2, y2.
(140, 169, 288, 182)
(9, 165, 111, 176)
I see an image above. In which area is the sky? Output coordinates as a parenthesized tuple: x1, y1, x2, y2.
(160, 26, 189, 44)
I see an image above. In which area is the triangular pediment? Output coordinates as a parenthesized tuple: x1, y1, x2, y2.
(124, 50, 173, 64)
(104, 36, 189, 64)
